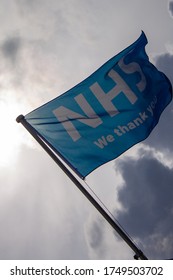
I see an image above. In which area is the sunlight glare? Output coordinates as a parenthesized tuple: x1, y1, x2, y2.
(0, 95, 32, 167)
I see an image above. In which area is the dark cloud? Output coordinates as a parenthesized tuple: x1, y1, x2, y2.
(169, 1, 173, 17)
(155, 53, 173, 85)
(1, 36, 22, 64)
(143, 53, 173, 151)
(144, 102, 173, 152)
(115, 153, 173, 259)
(113, 44, 173, 260)
(87, 220, 103, 249)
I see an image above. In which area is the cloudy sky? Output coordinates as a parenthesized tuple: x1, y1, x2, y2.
(0, 0, 173, 260)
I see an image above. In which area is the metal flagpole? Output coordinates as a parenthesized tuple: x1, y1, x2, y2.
(16, 114, 148, 260)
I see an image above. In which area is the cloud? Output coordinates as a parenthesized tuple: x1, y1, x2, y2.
(0, 143, 131, 260)
(0, 144, 91, 259)
(113, 29, 173, 259)
(15, 0, 37, 11)
(142, 52, 173, 154)
(0, 0, 102, 108)
(85, 215, 133, 259)
(1, 36, 22, 64)
(168, 1, 173, 17)
(87, 220, 104, 249)
(115, 151, 173, 259)
(0, 0, 172, 261)
(155, 53, 173, 85)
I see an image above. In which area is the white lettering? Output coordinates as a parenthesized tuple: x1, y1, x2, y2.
(94, 136, 108, 149)
(147, 96, 157, 116)
(114, 111, 148, 136)
(118, 57, 147, 92)
(53, 61, 148, 142)
(90, 69, 138, 117)
(94, 135, 115, 148)
(53, 94, 102, 141)
(106, 134, 115, 142)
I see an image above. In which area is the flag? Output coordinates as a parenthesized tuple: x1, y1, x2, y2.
(25, 32, 172, 178)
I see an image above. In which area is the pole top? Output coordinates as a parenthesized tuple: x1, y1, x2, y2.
(16, 114, 24, 123)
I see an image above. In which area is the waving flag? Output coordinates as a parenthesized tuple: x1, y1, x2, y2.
(24, 32, 172, 178)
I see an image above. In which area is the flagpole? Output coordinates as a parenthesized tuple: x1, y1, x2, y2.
(16, 114, 148, 260)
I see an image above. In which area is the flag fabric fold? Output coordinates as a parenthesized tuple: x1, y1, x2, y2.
(25, 32, 172, 178)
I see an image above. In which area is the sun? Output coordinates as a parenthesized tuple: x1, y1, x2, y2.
(0, 95, 28, 167)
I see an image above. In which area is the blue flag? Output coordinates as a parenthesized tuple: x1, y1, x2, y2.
(25, 32, 172, 178)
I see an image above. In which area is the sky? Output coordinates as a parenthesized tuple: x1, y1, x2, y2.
(0, 0, 173, 260)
